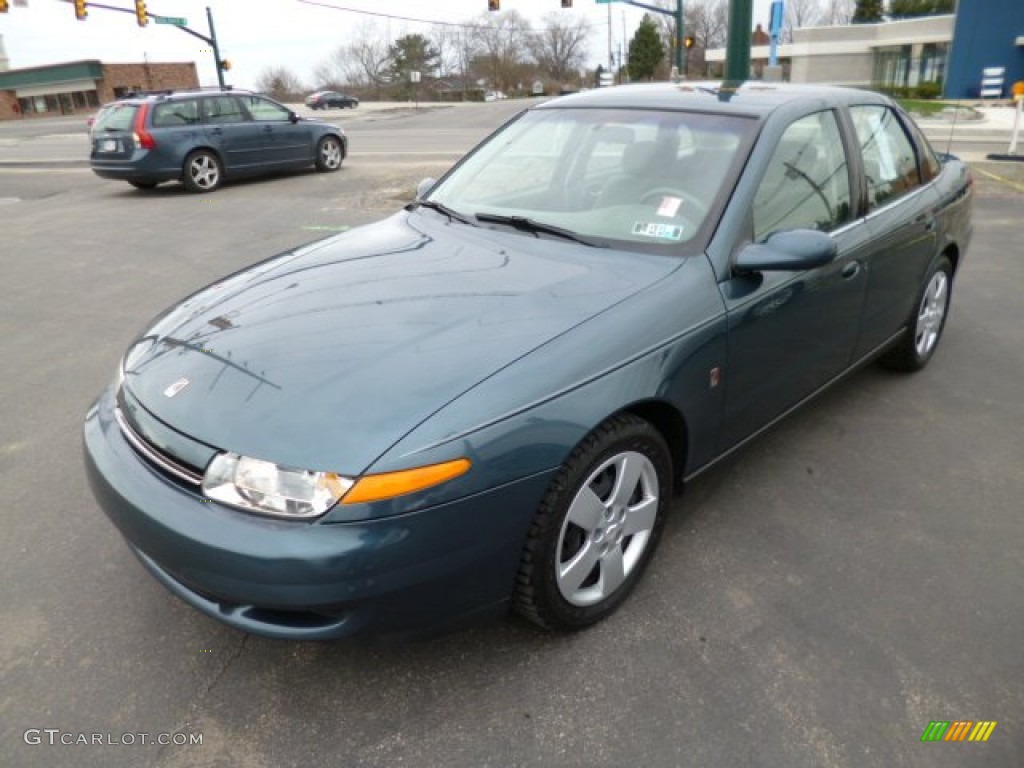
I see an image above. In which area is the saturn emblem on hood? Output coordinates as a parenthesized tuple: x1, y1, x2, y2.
(163, 377, 191, 398)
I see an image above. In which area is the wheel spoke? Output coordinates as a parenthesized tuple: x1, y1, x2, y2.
(599, 545, 626, 596)
(610, 453, 644, 508)
(623, 496, 658, 536)
(567, 486, 605, 532)
(559, 541, 600, 595)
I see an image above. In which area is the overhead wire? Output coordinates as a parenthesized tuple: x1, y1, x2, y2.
(295, 0, 608, 32)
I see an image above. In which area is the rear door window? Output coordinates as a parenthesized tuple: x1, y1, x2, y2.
(849, 105, 922, 211)
(202, 96, 247, 124)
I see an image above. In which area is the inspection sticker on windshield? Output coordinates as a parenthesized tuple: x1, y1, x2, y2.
(632, 221, 684, 241)
(656, 196, 682, 217)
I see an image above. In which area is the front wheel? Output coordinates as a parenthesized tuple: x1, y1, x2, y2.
(879, 256, 953, 372)
(514, 413, 672, 631)
(315, 136, 344, 172)
(182, 150, 222, 193)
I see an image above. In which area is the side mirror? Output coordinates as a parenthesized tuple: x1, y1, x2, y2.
(416, 177, 437, 199)
(734, 230, 837, 273)
(289, 111, 300, 124)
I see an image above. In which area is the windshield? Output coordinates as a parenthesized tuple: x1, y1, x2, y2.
(427, 107, 755, 253)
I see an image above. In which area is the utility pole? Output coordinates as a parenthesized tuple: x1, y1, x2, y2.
(206, 6, 225, 88)
(724, 0, 753, 82)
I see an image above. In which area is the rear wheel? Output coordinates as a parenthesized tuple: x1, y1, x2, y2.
(182, 150, 222, 193)
(879, 256, 953, 372)
(315, 136, 344, 172)
(514, 413, 671, 631)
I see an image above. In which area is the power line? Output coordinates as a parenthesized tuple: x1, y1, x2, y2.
(295, 0, 606, 32)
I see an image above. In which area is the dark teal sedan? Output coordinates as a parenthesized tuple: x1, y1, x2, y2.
(83, 83, 973, 639)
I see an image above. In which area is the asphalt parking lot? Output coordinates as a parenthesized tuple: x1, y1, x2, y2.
(1, 105, 1022, 768)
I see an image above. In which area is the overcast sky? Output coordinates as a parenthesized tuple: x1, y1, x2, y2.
(1, 0, 775, 90)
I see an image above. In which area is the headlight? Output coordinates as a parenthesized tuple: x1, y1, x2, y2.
(202, 452, 472, 519)
(203, 452, 352, 519)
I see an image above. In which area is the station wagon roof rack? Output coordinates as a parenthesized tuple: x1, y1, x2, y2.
(121, 85, 248, 100)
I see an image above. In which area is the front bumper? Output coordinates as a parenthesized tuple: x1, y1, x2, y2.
(83, 386, 553, 639)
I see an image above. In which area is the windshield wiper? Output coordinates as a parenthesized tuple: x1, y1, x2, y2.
(474, 213, 607, 248)
(410, 199, 476, 227)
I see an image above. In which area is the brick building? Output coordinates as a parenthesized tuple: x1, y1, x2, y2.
(0, 59, 199, 121)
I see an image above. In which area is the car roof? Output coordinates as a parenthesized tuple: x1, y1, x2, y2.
(538, 81, 891, 118)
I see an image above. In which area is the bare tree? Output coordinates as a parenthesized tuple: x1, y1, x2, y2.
(430, 24, 481, 98)
(255, 65, 306, 101)
(821, 0, 856, 25)
(314, 20, 390, 92)
(471, 10, 532, 93)
(783, 0, 823, 42)
(528, 12, 589, 85)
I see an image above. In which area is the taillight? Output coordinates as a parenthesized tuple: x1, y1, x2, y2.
(132, 103, 155, 150)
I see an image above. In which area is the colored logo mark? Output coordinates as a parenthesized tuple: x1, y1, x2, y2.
(921, 721, 997, 742)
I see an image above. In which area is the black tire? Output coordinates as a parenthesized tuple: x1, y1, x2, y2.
(128, 180, 158, 190)
(514, 413, 672, 631)
(879, 256, 953, 372)
(182, 150, 222, 193)
(315, 135, 344, 172)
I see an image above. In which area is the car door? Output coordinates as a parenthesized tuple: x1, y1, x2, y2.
(847, 104, 941, 359)
(239, 95, 313, 167)
(201, 95, 262, 172)
(717, 109, 872, 449)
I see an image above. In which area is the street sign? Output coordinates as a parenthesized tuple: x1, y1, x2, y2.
(155, 16, 188, 26)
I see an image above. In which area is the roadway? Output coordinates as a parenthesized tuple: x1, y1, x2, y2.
(1, 100, 1022, 768)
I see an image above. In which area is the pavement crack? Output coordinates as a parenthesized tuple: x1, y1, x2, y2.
(153, 632, 250, 766)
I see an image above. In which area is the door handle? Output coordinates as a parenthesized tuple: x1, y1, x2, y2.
(841, 261, 861, 280)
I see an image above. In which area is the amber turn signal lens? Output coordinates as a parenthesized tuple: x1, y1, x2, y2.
(341, 458, 471, 505)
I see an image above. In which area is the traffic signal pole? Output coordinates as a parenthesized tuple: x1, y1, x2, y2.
(604, 1, 684, 75)
(60, 1, 228, 88)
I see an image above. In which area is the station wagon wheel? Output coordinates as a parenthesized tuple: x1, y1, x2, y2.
(316, 136, 344, 172)
(879, 255, 953, 372)
(514, 413, 671, 630)
(183, 150, 222, 193)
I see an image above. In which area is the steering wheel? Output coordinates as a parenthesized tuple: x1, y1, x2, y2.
(639, 187, 709, 218)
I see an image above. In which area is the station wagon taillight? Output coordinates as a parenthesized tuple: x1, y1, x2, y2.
(133, 103, 156, 150)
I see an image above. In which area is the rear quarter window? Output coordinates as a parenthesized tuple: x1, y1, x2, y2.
(93, 104, 136, 132)
(152, 99, 201, 127)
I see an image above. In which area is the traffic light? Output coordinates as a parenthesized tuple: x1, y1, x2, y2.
(134, 0, 148, 26)
(684, 35, 695, 49)
(0, 0, 9, 14)
(74, 0, 87, 20)
(220, 60, 232, 72)
(488, 0, 499, 11)
(561, 0, 573, 7)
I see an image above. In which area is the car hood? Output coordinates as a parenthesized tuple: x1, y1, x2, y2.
(122, 211, 679, 473)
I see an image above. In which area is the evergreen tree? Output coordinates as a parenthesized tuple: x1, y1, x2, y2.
(387, 34, 441, 99)
(627, 15, 665, 82)
(889, 0, 954, 19)
(852, 0, 884, 23)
